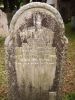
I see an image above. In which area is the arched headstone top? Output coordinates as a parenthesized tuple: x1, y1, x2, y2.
(10, 2, 64, 34)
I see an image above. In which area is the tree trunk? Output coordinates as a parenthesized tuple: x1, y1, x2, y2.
(32, 0, 47, 3)
(71, 0, 75, 30)
(23, 0, 30, 4)
(3, 0, 8, 11)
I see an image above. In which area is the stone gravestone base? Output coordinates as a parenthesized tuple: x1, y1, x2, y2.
(49, 92, 56, 100)
(5, 2, 68, 100)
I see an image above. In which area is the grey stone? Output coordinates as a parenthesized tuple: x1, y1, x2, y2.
(5, 2, 68, 100)
(49, 92, 56, 100)
(0, 10, 8, 37)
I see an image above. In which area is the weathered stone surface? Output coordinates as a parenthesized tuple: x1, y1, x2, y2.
(49, 92, 56, 100)
(5, 2, 68, 100)
(0, 10, 9, 37)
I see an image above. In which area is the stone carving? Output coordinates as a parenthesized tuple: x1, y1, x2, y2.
(5, 2, 68, 100)
(0, 10, 8, 37)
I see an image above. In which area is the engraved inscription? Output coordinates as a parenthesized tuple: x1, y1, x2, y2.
(15, 28, 57, 91)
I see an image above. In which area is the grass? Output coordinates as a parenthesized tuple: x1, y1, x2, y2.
(65, 23, 75, 65)
(65, 23, 75, 40)
(0, 37, 5, 46)
(63, 93, 75, 100)
(0, 23, 75, 100)
(0, 37, 8, 100)
(63, 23, 75, 100)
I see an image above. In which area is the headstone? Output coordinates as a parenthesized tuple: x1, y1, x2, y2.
(5, 2, 68, 100)
(47, 0, 55, 4)
(0, 10, 8, 37)
(47, 0, 58, 8)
